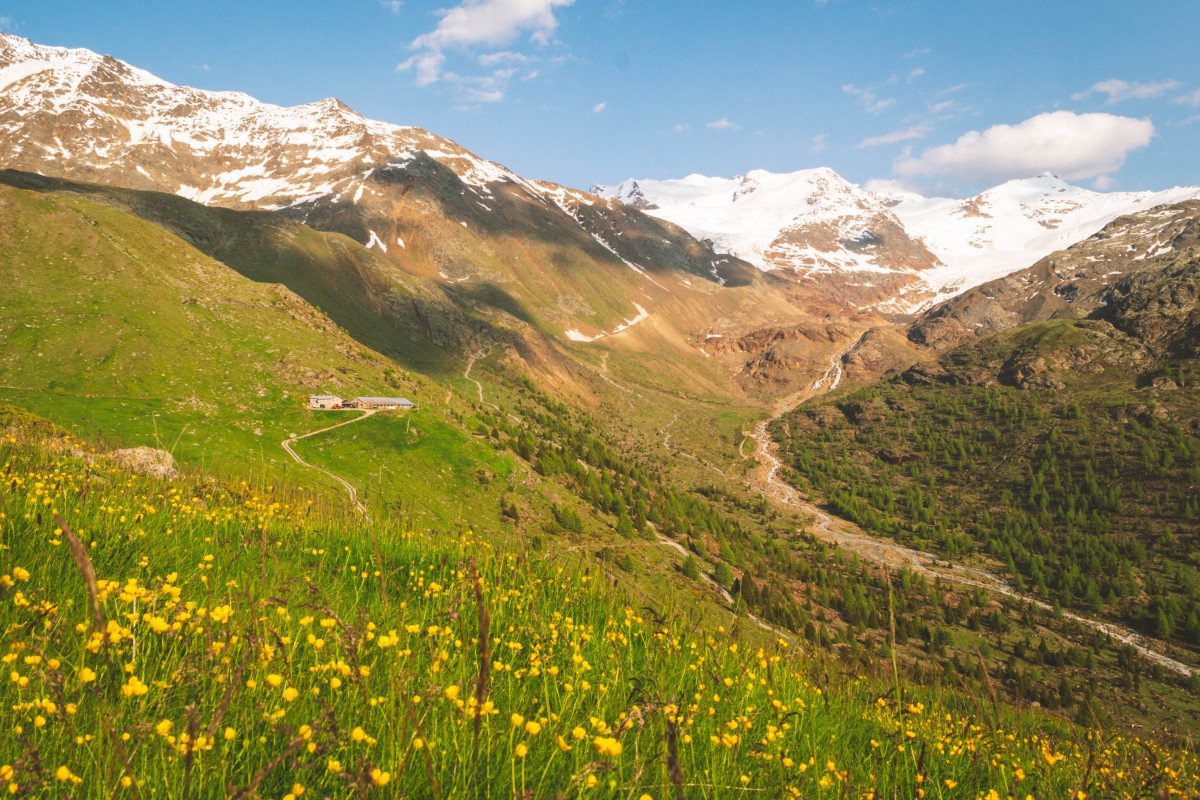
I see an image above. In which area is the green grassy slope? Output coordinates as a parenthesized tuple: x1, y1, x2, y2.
(7, 168, 1200, 741)
(0, 179, 518, 527)
(2, 407, 1196, 798)
(0, 169, 471, 376)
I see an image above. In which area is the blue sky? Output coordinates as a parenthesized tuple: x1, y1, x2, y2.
(3, 1, 1199, 196)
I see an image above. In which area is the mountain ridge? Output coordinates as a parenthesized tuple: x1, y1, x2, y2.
(594, 169, 1200, 315)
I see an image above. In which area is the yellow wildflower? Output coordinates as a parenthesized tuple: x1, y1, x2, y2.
(593, 736, 622, 757)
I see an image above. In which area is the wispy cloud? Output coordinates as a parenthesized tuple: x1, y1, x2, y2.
(1174, 88, 1200, 106)
(477, 50, 530, 66)
(380, 0, 403, 13)
(858, 124, 930, 148)
(593, 101, 606, 113)
(903, 47, 930, 59)
(603, 0, 628, 20)
(707, 117, 739, 131)
(0, 16, 15, 32)
(842, 83, 895, 114)
(1072, 78, 1180, 104)
(438, 67, 518, 106)
(894, 111, 1154, 185)
(673, 123, 690, 134)
(907, 67, 925, 83)
(397, 0, 573, 101)
(810, 133, 829, 154)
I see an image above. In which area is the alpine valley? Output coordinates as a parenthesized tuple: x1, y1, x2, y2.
(1, 30, 1199, 798)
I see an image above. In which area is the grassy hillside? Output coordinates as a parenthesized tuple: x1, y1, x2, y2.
(2, 408, 1196, 798)
(0, 178, 533, 532)
(0, 169, 470, 376)
(0, 180, 379, 468)
(7, 167, 1200, 755)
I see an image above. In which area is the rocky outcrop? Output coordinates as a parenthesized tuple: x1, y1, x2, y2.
(111, 447, 177, 480)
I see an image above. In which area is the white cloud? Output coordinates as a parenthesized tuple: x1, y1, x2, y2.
(380, 0, 404, 13)
(894, 111, 1154, 184)
(865, 178, 912, 194)
(907, 67, 925, 83)
(1092, 174, 1116, 190)
(858, 124, 930, 148)
(0, 16, 15, 31)
(842, 83, 895, 114)
(593, 101, 606, 113)
(1072, 78, 1180, 104)
(478, 50, 530, 66)
(903, 47, 930, 59)
(810, 133, 829, 154)
(673, 123, 690, 134)
(398, 0, 573, 91)
(1175, 88, 1200, 106)
(707, 117, 738, 131)
(397, 51, 446, 86)
(430, 67, 518, 107)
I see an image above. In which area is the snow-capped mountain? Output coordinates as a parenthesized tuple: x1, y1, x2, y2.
(594, 170, 1200, 315)
(0, 33, 766, 346)
(593, 169, 944, 314)
(887, 173, 1200, 307)
(909, 198, 1200, 350)
(0, 32, 534, 209)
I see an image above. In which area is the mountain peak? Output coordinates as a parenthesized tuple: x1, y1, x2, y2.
(0, 35, 550, 210)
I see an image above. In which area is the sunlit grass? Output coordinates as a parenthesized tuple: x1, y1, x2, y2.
(1, 412, 1196, 798)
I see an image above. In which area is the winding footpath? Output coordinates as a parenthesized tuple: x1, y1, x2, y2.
(748, 338, 1196, 678)
(281, 409, 377, 515)
(465, 350, 526, 427)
